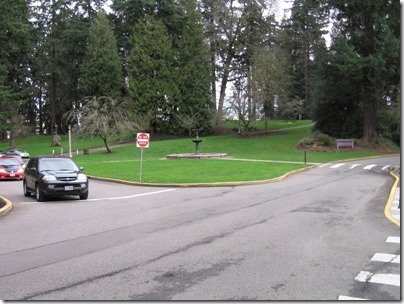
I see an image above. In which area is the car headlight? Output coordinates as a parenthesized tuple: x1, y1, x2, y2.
(42, 175, 57, 181)
(77, 173, 88, 182)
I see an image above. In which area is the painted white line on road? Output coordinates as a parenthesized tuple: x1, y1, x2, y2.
(382, 165, 391, 171)
(19, 189, 176, 205)
(87, 189, 177, 201)
(386, 236, 400, 244)
(338, 295, 367, 300)
(349, 164, 361, 169)
(363, 164, 377, 170)
(319, 163, 330, 168)
(371, 253, 400, 264)
(330, 163, 345, 168)
(355, 271, 400, 287)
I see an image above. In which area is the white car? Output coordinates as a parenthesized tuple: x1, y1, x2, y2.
(7, 149, 30, 159)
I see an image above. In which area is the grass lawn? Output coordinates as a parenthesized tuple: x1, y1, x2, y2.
(0, 121, 398, 184)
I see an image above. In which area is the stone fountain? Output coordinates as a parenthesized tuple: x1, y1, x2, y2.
(191, 128, 203, 154)
(166, 128, 228, 159)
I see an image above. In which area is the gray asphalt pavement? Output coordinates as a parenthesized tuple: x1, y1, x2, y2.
(0, 155, 400, 300)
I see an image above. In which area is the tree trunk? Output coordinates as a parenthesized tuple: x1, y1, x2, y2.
(362, 90, 377, 142)
(216, 62, 231, 128)
(101, 136, 111, 153)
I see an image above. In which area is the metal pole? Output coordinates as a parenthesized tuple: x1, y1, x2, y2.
(68, 125, 72, 158)
(139, 147, 144, 182)
(304, 150, 307, 164)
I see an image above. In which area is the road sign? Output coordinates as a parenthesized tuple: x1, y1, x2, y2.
(136, 133, 150, 148)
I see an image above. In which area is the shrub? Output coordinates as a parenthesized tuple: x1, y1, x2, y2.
(314, 133, 335, 146)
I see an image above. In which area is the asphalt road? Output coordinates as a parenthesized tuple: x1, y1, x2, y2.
(0, 155, 400, 300)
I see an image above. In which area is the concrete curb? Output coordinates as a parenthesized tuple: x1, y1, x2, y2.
(0, 195, 13, 217)
(384, 168, 400, 227)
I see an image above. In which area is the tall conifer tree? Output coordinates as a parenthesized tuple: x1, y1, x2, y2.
(128, 16, 178, 132)
(79, 12, 124, 99)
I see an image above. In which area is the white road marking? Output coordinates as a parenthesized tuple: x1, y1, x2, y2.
(381, 165, 391, 171)
(319, 163, 330, 168)
(349, 164, 361, 169)
(338, 295, 367, 300)
(355, 271, 400, 287)
(330, 163, 345, 168)
(386, 236, 400, 244)
(363, 164, 377, 170)
(19, 189, 176, 205)
(371, 253, 400, 264)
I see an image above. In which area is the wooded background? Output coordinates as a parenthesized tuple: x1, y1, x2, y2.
(0, 0, 400, 145)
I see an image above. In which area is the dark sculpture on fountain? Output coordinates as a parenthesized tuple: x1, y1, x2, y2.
(191, 128, 203, 154)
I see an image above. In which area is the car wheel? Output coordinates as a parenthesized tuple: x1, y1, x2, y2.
(23, 180, 31, 197)
(79, 192, 88, 200)
(35, 184, 46, 202)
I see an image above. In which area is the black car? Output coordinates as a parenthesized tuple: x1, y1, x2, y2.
(23, 156, 89, 202)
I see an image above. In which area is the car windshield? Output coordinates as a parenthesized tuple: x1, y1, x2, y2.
(4, 157, 22, 163)
(39, 159, 79, 172)
(0, 159, 19, 166)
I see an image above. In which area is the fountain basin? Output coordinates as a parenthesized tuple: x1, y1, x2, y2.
(166, 153, 228, 159)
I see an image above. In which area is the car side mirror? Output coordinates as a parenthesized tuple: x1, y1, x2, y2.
(79, 167, 84, 172)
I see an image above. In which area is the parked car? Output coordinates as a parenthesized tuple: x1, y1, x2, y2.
(0, 158, 24, 180)
(23, 156, 89, 202)
(0, 150, 6, 157)
(1, 155, 26, 169)
(7, 149, 30, 159)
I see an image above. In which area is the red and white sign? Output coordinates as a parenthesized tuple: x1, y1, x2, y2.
(136, 133, 150, 148)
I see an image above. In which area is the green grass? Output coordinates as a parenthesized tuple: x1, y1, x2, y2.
(222, 119, 313, 131)
(0, 133, 128, 156)
(1, 121, 397, 184)
(82, 159, 308, 184)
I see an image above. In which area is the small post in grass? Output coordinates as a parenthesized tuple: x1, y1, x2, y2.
(136, 133, 150, 182)
(304, 150, 307, 164)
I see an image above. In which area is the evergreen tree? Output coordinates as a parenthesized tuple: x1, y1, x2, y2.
(128, 16, 178, 133)
(30, 0, 105, 134)
(0, 0, 32, 138)
(312, 37, 363, 138)
(175, 0, 212, 134)
(79, 12, 124, 99)
(314, 0, 400, 142)
(280, 0, 328, 118)
(110, 0, 184, 82)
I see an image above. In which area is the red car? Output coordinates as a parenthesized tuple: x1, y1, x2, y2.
(0, 158, 24, 180)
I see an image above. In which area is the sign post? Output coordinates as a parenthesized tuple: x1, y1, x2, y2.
(136, 133, 150, 181)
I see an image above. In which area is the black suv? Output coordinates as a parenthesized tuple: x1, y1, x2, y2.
(23, 156, 89, 202)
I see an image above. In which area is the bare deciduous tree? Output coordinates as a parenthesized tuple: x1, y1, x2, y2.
(64, 96, 132, 153)
(175, 110, 201, 137)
